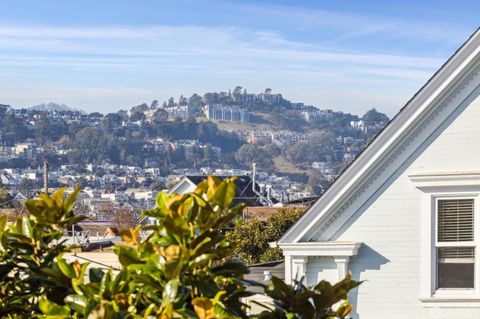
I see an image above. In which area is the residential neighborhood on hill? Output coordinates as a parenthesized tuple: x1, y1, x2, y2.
(0, 88, 389, 218)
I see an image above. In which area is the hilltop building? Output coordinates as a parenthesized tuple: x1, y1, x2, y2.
(203, 104, 250, 123)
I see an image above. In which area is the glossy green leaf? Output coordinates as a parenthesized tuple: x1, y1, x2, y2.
(115, 245, 142, 267)
(65, 294, 88, 313)
(38, 296, 70, 318)
(210, 177, 236, 208)
(57, 258, 76, 279)
(0, 214, 7, 232)
(52, 188, 66, 206)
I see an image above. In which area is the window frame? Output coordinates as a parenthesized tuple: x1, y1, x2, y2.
(433, 195, 478, 296)
(409, 172, 480, 304)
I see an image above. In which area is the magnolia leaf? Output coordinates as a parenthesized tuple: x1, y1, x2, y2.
(166, 194, 184, 210)
(89, 267, 105, 283)
(114, 293, 129, 307)
(38, 296, 70, 317)
(269, 276, 293, 301)
(64, 294, 88, 313)
(17, 216, 32, 238)
(52, 187, 66, 206)
(160, 244, 180, 262)
(194, 180, 208, 195)
(155, 191, 169, 211)
(161, 279, 180, 310)
(40, 266, 67, 284)
(73, 260, 83, 278)
(336, 303, 353, 318)
(179, 197, 194, 216)
(212, 291, 226, 304)
(57, 258, 76, 279)
(160, 302, 174, 319)
(206, 176, 221, 199)
(213, 301, 241, 319)
(191, 192, 208, 207)
(64, 187, 80, 212)
(115, 245, 142, 266)
(39, 193, 55, 208)
(192, 297, 214, 319)
(99, 270, 112, 299)
(88, 302, 116, 319)
(0, 214, 7, 232)
(210, 178, 236, 208)
(189, 253, 215, 268)
(119, 226, 140, 245)
(24, 199, 43, 217)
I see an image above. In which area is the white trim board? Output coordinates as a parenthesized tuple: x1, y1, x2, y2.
(279, 241, 361, 257)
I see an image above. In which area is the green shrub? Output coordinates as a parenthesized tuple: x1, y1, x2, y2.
(0, 177, 360, 318)
(0, 188, 84, 318)
(228, 207, 305, 265)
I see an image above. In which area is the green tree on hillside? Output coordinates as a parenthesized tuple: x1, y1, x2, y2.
(235, 143, 279, 172)
(362, 108, 389, 126)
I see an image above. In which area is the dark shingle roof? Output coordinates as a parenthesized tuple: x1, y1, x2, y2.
(184, 175, 264, 205)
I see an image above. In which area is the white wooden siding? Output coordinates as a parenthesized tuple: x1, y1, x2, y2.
(308, 93, 480, 318)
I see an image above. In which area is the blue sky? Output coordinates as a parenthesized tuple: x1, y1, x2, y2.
(0, 0, 478, 116)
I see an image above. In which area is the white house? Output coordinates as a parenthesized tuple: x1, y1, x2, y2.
(278, 28, 480, 319)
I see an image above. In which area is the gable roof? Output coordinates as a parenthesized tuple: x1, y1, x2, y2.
(280, 28, 480, 244)
(168, 175, 266, 205)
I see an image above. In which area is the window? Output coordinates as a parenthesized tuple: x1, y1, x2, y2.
(410, 172, 480, 302)
(436, 198, 475, 289)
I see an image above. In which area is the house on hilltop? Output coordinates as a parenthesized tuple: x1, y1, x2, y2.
(278, 29, 480, 318)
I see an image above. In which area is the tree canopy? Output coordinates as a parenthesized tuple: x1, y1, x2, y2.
(228, 207, 305, 264)
(362, 108, 389, 126)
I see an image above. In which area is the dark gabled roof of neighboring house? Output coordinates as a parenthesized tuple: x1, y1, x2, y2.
(184, 175, 258, 198)
(170, 175, 268, 206)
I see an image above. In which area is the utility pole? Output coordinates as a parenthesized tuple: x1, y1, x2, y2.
(43, 160, 49, 194)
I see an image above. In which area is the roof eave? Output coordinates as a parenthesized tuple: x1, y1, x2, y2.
(279, 28, 480, 244)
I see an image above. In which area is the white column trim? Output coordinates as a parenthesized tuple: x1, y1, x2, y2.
(291, 256, 308, 283)
(284, 255, 292, 284)
(419, 191, 435, 298)
(334, 256, 350, 281)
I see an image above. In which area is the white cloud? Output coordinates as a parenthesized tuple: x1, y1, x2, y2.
(231, 1, 470, 43)
(0, 25, 442, 71)
(0, 12, 459, 115)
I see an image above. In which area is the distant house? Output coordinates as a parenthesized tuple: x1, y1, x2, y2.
(278, 29, 480, 318)
(203, 104, 250, 123)
(167, 175, 264, 206)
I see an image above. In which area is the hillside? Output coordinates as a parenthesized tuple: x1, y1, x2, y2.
(0, 88, 389, 195)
